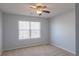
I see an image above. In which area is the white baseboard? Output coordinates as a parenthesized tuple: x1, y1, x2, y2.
(4, 41, 49, 51)
(50, 43, 76, 55)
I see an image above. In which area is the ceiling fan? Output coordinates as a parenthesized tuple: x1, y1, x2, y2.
(30, 3, 50, 16)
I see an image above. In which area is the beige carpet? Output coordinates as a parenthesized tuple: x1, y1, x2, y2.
(2, 44, 75, 56)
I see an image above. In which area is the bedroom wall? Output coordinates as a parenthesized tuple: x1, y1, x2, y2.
(76, 3, 79, 55)
(49, 10, 75, 54)
(3, 13, 49, 50)
(0, 12, 2, 55)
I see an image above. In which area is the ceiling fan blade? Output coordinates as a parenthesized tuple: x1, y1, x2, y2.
(30, 6, 36, 9)
(42, 6, 47, 9)
(43, 10, 50, 13)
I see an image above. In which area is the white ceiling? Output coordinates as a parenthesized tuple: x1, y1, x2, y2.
(0, 3, 75, 18)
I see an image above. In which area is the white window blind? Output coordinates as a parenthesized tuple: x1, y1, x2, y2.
(19, 21, 41, 40)
(31, 22, 40, 38)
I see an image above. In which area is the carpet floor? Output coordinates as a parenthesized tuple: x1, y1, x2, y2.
(2, 44, 75, 56)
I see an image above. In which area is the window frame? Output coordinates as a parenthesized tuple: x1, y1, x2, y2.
(18, 21, 41, 40)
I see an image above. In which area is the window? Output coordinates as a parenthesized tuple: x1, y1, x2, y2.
(19, 21, 41, 40)
(19, 21, 30, 39)
(31, 22, 40, 38)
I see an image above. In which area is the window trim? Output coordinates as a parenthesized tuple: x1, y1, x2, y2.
(18, 21, 41, 40)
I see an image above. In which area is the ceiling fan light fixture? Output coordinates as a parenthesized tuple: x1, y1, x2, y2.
(36, 9, 43, 15)
(30, 3, 50, 16)
(37, 10, 42, 14)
